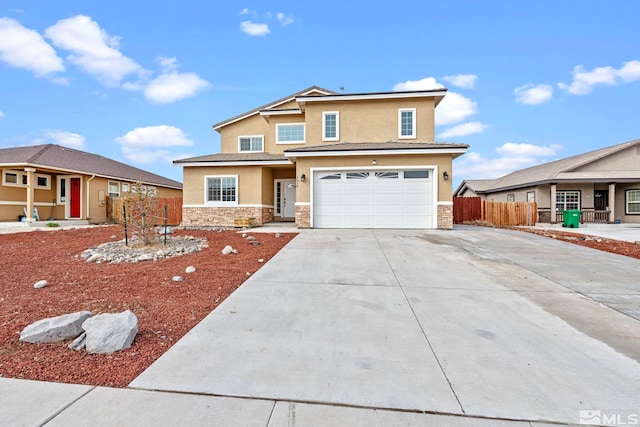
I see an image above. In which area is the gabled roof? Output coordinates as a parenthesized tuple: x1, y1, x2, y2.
(470, 138, 640, 193)
(212, 86, 337, 131)
(453, 179, 496, 197)
(0, 144, 182, 189)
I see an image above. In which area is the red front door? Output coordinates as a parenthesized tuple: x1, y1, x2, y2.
(70, 178, 81, 218)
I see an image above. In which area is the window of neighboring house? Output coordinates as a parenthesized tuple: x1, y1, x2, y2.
(2, 170, 50, 188)
(108, 181, 120, 197)
(527, 191, 535, 202)
(3, 171, 19, 185)
(507, 194, 515, 202)
(626, 190, 640, 214)
(238, 135, 264, 152)
(205, 176, 237, 204)
(398, 108, 416, 139)
(276, 123, 305, 144)
(122, 183, 130, 192)
(57, 177, 66, 203)
(556, 190, 580, 211)
(35, 174, 50, 189)
(322, 112, 339, 141)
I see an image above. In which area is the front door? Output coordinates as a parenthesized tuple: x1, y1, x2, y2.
(594, 190, 608, 210)
(283, 180, 296, 218)
(70, 177, 81, 218)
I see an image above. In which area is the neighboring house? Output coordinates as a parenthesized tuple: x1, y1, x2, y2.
(174, 86, 468, 229)
(0, 144, 182, 223)
(453, 138, 640, 223)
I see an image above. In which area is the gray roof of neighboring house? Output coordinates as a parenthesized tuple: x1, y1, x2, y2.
(453, 179, 497, 196)
(467, 138, 640, 193)
(174, 153, 289, 163)
(0, 144, 182, 189)
(212, 86, 337, 130)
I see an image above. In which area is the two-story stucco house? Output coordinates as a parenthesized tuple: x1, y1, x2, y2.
(174, 86, 468, 229)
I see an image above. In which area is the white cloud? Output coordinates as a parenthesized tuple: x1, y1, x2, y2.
(42, 130, 86, 149)
(454, 143, 563, 179)
(277, 13, 294, 26)
(240, 8, 250, 15)
(393, 77, 477, 125)
(0, 111, 4, 118)
(558, 60, 640, 95)
(442, 74, 477, 89)
(143, 57, 209, 103)
(44, 15, 145, 87)
(514, 83, 553, 105)
(438, 122, 487, 139)
(240, 21, 270, 36)
(0, 18, 64, 77)
(115, 125, 194, 164)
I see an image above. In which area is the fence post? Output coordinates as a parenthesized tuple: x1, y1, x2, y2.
(123, 203, 128, 247)
(164, 204, 168, 245)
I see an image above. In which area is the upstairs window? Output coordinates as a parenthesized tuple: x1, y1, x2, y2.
(322, 112, 339, 141)
(398, 108, 416, 139)
(238, 136, 264, 152)
(276, 123, 305, 144)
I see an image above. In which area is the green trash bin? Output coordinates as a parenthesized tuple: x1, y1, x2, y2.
(562, 210, 581, 228)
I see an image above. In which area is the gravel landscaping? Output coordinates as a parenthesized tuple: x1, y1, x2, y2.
(0, 225, 295, 387)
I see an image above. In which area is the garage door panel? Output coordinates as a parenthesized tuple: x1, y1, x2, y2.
(314, 169, 433, 228)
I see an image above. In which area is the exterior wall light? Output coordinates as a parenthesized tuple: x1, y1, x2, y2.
(301, 174, 306, 182)
(443, 171, 449, 180)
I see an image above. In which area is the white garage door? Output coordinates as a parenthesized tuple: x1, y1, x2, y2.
(313, 169, 434, 228)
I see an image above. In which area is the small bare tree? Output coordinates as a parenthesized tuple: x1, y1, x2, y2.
(124, 182, 160, 246)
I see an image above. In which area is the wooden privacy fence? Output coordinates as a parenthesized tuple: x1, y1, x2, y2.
(107, 197, 183, 225)
(454, 197, 538, 226)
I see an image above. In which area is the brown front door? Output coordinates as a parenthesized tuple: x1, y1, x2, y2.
(594, 190, 608, 210)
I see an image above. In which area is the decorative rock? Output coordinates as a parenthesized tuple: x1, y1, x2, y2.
(250, 241, 260, 246)
(258, 258, 264, 263)
(221, 245, 233, 255)
(232, 249, 238, 254)
(86, 253, 104, 263)
(275, 233, 282, 238)
(20, 311, 92, 344)
(185, 266, 196, 274)
(82, 310, 138, 354)
(68, 332, 86, 351)
(247, 236, 256, 241)
(80, 236, 209, 264)
(242, 233, 247, 238)
(33, 280, 48, 289)
(110, 235, 117, 239)
(137, 253, 154, 262)
(172, 276, 183, 282)
(157, 226, 174, 234)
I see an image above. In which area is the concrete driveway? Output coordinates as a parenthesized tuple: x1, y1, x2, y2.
(123, 227, 640, 426)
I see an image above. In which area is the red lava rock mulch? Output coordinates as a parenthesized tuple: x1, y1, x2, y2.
(517, 227, 640, 260)
(0, 226, 295, 387)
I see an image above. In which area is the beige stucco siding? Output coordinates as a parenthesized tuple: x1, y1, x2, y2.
(303, 98, 435, 145)
(294, 153, 452, 203)
(219, 115, 270, 154)
(183, 165, 265, 206)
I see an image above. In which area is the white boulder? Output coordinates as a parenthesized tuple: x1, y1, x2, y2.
(20, 311, 91, 344)
(82, 310, 138, 354)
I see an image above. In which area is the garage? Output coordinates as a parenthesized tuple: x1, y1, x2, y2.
(313, 169, 434, 228)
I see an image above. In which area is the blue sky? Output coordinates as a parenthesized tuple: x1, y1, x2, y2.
(1, 1, 639, 187)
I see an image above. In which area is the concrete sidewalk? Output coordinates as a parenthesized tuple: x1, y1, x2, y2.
(2, 227, 640, 426)
(525, 221, 640, 243)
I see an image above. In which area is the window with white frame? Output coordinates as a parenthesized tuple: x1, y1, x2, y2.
(626, 189, 640, 214)
(398, 108, 416, 139)
(322, 112, 339, 141)
(276, 123, 305, 144)
(122, 183, 130, 192)
(108, 181, 120, 197)
(527, 191, 535, 202)
(556, 190, 580, 211)
(2, 169, 50, 189)
(206, 176, 237, 204)
(507, 194, 515, 202)
(238, 135, 264, 152)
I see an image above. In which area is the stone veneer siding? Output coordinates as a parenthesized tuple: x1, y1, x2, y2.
(182, 206, 274, 227)
(437, 204, 453, 229)
(295, 205, 311, 228)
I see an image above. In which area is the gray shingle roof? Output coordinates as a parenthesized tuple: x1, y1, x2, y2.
(474, 138, 640, 193)
(0, 144, 182, 189)
(173, 153, 289, 163)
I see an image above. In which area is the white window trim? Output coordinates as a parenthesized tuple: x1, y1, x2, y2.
(322, 111, 340, 142)
(2, 169, 51, 189)
(122, 183, 130, 192)
(238, 135, 264, 153)
(626, 189, 640, 215)
(108, 181, 120, 197)
(556, 190, 581, 211)
(276, 123, 305, 145)
(204, 175, 238, 206)
(398, 108, 417, 139)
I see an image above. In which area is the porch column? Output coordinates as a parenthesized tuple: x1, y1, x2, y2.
(550, 183, 557, 223)
(24, 167, 36, 222)
(608, 182, 616, 223)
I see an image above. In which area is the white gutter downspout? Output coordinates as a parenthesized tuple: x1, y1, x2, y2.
(86, 175, 96, 221)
